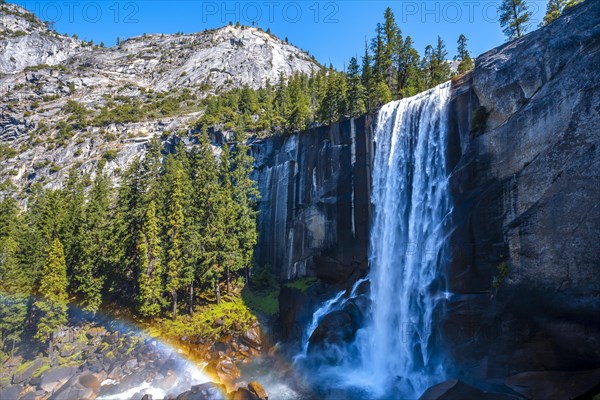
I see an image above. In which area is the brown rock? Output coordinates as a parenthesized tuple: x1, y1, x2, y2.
(248, 381, 268, 400)
(78, 373, 100, 390)
(230, 388, 256, 400)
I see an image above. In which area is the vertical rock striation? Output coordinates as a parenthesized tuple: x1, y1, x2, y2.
(252, 116, 374, 284)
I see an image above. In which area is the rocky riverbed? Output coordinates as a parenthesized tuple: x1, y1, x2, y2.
(0, 322, 270, 400)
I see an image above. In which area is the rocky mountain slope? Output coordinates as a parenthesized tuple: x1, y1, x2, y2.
(0, 1, 320, 190)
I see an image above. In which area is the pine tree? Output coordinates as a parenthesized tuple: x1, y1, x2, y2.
(362, 41, 375, 112)
(424, 37, 451, 86)
(456, 34, 475, 74)
(422, 44, 435, 87)
(217, 145, 239, 295)
(396, 36, 421, 97)
(371, 23, 386, 85)
(137, 201, 163, 318)
(286, 73, 312, 132)
(73, 162, 110, 314)
(111, 159, 145, 299)
(17, 186, 65, 289)
(239, 84, 259, 115)
(373, 81, 392, 109)
(319, 69, 347, 124)
(187, 134, 220, 313)
(111, 138, 163, 302)
(541, 0, 569, 26)
(164, 156, 186, 319)
(34, 239, 68, 362)
(0, 181, 19, 240)
(61, 168, 86, 280)
(382, 7, 400, 93)
(231, 133, 259, 284)
(499, 0, 532, 40)
(0, 187, 28, 355)
(346, 57, 366, 117)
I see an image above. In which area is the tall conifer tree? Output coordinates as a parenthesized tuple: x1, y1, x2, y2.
(34, 239, 68, 363)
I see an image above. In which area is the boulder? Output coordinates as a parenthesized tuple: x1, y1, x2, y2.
(230, 388, 256, 400)
(78, 373, 100, 390)
(156, 371, 178, 390)
(20, 389, 47, 400)
(123, 358, 138, 372)
(117, 372, 146, 391)
(307, 300, 364, 363)
(248, 381, 268, 400)
(176, 382, 226, 400)
(107, 364, 123, 380)
(240, 328, 261, 350)
(505, 369, 600, 400)
(48, 373, 95, 400)
(39, 366, 77, 393)
(12, 358, 46, 385)
(205, 359, 240, 384)
(419, 380, 521, 400)
(0, 385, 23, 400)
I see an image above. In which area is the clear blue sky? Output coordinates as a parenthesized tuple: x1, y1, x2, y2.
(12, 0, 548, 70)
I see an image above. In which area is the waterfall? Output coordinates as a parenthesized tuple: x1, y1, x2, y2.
(298, 82, 452, 399)
(359, 81, 452, 397)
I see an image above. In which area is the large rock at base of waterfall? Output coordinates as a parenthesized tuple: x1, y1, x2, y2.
(307, 303, 362, 363)
(419, 380, 521, 400)
(505, 369, 600, 400)
(278, 284, 323, 342)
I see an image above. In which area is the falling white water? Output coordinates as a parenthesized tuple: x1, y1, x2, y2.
(358, 81, 452, 397)
(296, 278, 369, 362)
(299, 290, 345, 356)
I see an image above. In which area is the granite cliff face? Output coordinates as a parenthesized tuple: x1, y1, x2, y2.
(252, 116, 374, 284)
(251, 116, 373, 343)
(250, 0, 600, 388)
(444, 0, 600, 385)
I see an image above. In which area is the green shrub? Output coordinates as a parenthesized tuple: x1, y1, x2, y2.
(149, 297, 256, 342)
(56, 121, 74, 141)
(0, 144, 18, 160)
(285, 277, 319, 292)
(251, 264, 277, 290)
(102, 149, 118, 161)
(242, 287, 279, 316)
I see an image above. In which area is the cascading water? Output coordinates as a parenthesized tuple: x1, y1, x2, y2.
(299, 82, 452, 399)
(358, 81, 452, 398)
(296, 278, 369, 361)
